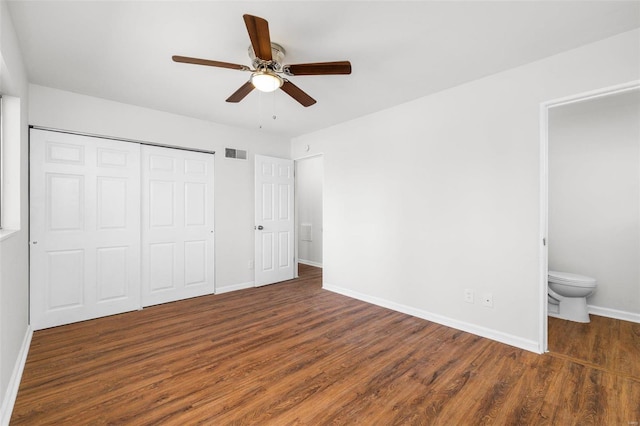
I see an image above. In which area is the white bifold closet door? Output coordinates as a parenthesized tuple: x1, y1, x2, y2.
(141, 145, 215, 307)
(30, 129, 141, 330)
(30, 130, 215, 330)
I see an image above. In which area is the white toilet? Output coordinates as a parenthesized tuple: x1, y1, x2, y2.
(547, 270, 597, 323)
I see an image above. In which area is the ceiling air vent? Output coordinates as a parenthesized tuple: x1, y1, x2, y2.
(225, 148, 247, 160)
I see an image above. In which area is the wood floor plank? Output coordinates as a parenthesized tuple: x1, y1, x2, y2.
(11, 265, 640, 425)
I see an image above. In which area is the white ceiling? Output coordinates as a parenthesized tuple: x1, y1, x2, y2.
(7, 1, 640, 138)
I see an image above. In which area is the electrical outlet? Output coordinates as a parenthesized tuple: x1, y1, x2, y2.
(464, 289, 474, 304)
(248, 260, 254, 270)
(481, 293, 493, 308)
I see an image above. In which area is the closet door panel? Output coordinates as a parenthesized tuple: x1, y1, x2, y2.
(141, 145, 215, 307)
(30, 129, 141, 330)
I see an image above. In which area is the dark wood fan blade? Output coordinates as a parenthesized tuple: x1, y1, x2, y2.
(173, 55, 249, 71)
(243, 14, 272, 61)
(226, 81, 255, 103)
(280, 80, 316, 107)
(284, 61, 352, 76)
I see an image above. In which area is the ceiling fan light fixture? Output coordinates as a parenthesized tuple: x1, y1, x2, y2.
(251, 70, 283, 92)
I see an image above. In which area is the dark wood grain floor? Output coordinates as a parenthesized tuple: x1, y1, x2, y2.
(11, 264, 640, 425)
(548, 314, 640, 379)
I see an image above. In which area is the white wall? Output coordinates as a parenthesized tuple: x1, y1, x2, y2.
(0, 0, 31, 421)
(28, 84, 291, 292)
(292, 29, 640, 352)
(296, 155, 323, 267)
(549, 90, 640, 319)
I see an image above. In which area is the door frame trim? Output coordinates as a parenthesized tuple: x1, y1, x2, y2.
(538, 80, 640, 353)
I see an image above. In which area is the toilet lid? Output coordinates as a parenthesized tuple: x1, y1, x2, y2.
(548, 270, 596, 287)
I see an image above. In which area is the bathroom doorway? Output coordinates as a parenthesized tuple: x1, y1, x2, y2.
(540, 83, 640, 376)
(295, 155, 324, 275)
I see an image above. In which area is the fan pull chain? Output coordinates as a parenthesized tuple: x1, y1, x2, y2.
(272, 91, 277, 121)
(258, 90, 263, 129)
(257, 91, 278, 129)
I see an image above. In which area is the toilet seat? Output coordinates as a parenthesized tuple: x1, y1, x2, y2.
(548, 270, 596, 288)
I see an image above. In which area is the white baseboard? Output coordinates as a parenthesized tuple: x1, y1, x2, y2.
(298, 259, 323, 268)
(589, 304, 640, 323)
(323, 282, 541, 354)
(1, 326, 32, 426)
(215, 281, 255, 294)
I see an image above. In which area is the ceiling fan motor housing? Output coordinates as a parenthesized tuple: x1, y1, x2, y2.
(248, 43, 286, 71)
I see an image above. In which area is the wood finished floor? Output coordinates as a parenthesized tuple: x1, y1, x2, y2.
(11, 265, 640, 425)
(548, 314, 640, 380)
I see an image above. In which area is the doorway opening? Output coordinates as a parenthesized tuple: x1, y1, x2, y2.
(539, 81, 640, 357)
(295, 154, 323, 277)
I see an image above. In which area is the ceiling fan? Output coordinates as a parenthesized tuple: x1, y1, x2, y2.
(172, 14, 352, 107)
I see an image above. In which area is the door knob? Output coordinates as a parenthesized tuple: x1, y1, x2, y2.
(257, 225, 264, 230)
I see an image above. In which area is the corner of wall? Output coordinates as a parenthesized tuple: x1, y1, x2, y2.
(0, 326, 31, 426)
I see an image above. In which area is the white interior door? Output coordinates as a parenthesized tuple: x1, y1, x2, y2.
(141, 145, 215, 306)
(255, 155, 295, 286)
(30, 129, 141, 330)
